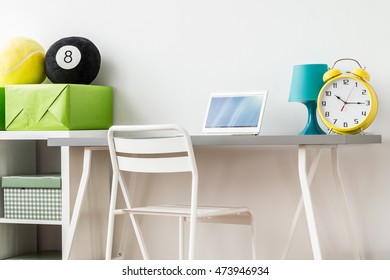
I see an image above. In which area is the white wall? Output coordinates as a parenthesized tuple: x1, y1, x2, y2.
(1, 0, 390, 259)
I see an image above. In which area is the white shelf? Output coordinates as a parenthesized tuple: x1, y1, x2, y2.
(0, 218, 61, 225)
(0, 130, 107, 140)
(0, 130, 110, 259)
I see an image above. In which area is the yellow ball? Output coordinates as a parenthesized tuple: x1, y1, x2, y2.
(0, 37, 46, 86)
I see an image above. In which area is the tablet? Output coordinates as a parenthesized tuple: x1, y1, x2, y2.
(202, 90, 268, 135)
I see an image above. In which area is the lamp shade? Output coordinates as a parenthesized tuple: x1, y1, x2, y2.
(289, 64, 328, 102)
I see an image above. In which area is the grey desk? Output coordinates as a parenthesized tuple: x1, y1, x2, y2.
(48, 134, 381, 147)
(48, 134, 382, 260)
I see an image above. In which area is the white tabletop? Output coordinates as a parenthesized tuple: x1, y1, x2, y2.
(0, 130, 107, 140)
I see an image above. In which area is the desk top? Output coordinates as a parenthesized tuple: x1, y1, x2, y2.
(0, 130, 381, 146)
(45, 133, 382, 147)
(191, 134, 382, 146)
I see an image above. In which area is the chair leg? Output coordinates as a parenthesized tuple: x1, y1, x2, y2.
(116, 174, 150, 260)
(106, 172, 151, 260)
(128, 213, 151, 259)
(183, 214, 256, 260)
(188, 214, 197, 260)
(179, 216, 185, 260)
(249, 212, 257, 260)
(105, 173, 119, 260)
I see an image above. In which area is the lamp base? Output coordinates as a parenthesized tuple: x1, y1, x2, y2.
(299, 101, 325, 135)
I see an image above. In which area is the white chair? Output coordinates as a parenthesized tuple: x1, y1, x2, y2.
(105, 124, 257, 260)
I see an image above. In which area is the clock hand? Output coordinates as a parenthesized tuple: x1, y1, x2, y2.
(335, 94, 349, 111)
(334, 95, 346, 103)
(341, 82, 356, 111)
(346, 101, 365, 105)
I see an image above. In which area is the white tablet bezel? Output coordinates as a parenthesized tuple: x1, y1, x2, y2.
(202, 90, 268, 135)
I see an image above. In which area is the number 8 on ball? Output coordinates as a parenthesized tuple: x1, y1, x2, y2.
(55, 45, 82, 70)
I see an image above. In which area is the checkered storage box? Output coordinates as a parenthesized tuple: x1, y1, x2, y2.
(2, 174, 61, 221)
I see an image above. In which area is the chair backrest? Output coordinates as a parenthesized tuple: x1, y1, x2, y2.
(107, 124, 198, 176)
(108, 125, 201, 260)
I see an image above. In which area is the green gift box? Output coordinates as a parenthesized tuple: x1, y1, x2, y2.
(5, 84, 113, 130)
(0, 87, 5, 130)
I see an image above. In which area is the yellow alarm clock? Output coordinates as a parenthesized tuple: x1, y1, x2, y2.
(317, 58, 378, 134)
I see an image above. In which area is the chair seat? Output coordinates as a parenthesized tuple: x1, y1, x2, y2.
(117, 204, 251, 220)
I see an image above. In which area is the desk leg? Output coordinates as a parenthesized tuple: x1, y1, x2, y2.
(281, 148, 322, 259)
(298, 145, 322, 260)
(63, 147, 108, 260)
(63, 148, 92, 259)
(284, 145, 360, 260)
(330, 147, 361, 259)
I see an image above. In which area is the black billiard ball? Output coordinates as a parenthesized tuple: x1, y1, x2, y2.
(45, 36, 101, 84)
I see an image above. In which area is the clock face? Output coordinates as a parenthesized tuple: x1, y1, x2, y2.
(318, 76, 373, 132)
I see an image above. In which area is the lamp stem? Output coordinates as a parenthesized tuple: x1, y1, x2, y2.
(300, 101, 325, 135)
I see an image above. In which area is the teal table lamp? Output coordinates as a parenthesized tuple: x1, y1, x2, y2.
(289, 64, 328, 135)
